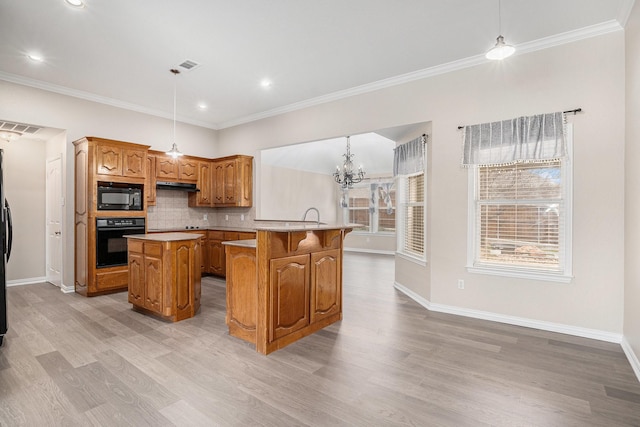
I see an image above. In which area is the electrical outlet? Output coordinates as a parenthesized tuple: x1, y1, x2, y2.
(241, 214, 245, 221)
(458, 279, 465, 290)
(225, 215, 229, 221)
(203, 214, 208, 221)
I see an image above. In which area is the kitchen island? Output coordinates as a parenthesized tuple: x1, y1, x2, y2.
(125, 232, 203, 322)
(224, 224, 356, 354)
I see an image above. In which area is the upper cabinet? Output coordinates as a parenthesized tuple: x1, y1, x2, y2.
(188, 161, 212, 207)
(146, 153, 157, 207)
(155, 153, 198, 183)
(212, 155, 253, 207)
(94, 139, 147, 180)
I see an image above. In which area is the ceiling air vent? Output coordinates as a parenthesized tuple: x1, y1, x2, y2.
(0, 121, 41, 135)
(177, 59, 201, 72)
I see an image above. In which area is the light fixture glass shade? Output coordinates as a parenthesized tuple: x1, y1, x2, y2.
(0, 130, 22, 142)
(166, 142, 183, 158)
(486, 35, 515, 60)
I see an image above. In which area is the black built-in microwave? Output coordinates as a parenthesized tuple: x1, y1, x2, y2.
(97, 182, 143, 211)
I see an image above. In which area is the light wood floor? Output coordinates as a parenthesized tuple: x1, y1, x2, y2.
(1, 253, 640, 426)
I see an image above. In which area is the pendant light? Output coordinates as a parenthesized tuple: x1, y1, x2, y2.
(166, 68, 184, 158)
(486, 0, 515, 60)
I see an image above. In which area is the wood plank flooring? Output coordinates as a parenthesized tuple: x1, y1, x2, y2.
(1, 252, 640, 426)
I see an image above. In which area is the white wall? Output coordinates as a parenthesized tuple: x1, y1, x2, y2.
(259, 163, 339, 222)
(1, 138, 46, 281)
(0, 81, 219, 288)
(218, 31, 626, 336)
(625, 1, 640, 373)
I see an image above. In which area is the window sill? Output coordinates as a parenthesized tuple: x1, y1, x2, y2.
(467, 265, 573, 283)
(396, 252, 427, 267)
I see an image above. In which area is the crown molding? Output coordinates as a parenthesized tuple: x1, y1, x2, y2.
(219, 20, 623, 129)
(0, 18, 624, 132)
(617, 0, 636, 27)
(0, 71, 219, 130)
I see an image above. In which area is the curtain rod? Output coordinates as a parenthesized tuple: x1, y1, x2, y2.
(456, 108, 582, 130)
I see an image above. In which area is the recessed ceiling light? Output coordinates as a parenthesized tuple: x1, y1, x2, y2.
(27, 53, 44, 62)
(65, 0, 85, 8)
(260, 79, 273, 89)
(197, 103, 207, 110)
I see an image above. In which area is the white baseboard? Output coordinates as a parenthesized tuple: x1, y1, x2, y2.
(344, 247, 394, 255)
(7, 276, 47, 287)
(393, 281, 623, 344)
(60, 283, 75, 294)
(621, 337, 640, 383)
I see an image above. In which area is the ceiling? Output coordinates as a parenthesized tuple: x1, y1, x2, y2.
(0, 0, 634, 130)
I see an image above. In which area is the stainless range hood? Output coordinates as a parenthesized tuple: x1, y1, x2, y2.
(156, 181, 199, 192)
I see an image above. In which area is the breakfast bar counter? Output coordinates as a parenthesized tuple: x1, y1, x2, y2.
(224, 224, 356, 354)
(125, 232, 203, 322)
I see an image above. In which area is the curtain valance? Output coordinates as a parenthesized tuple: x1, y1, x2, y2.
(393, 134, 426, 176)
(462, 112, 566, 167)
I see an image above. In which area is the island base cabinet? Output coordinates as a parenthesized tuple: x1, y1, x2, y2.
(269, 255, 310, 342)
(310, 249, 341, 324)
(127, 237, 201, 322)
(225, 245, 258, 344)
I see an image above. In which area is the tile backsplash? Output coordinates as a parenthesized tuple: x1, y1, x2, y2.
(147, 189, 256, 230)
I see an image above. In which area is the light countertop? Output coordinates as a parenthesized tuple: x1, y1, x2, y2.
(147, 225, 256, 233)
(254, 223, 361, 232)
(222, 239, 257, 248)
(125, 232, 205, 242)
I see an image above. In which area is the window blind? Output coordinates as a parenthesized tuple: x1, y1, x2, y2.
(402, 173, 424, 257)
(476, 161, 563, 269)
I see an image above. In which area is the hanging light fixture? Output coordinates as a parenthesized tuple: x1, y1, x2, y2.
(333, 136, 365, 189)
(486, 0, 515, 60)
(0, 130, 22, 142)
(166, 68, 184, 158)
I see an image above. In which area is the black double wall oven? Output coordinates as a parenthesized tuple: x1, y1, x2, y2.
(95, 182, 145, 268)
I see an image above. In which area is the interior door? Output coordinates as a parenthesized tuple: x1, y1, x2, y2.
(46, 156, 63, 287)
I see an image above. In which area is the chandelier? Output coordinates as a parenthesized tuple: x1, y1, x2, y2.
(333, 136, 365, 189)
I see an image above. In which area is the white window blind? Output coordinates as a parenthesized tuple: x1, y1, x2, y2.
(476, 161, 564, 270)
(399, 173, 425, 258)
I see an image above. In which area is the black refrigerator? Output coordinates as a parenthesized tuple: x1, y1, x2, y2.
(0, 149, 13, 347)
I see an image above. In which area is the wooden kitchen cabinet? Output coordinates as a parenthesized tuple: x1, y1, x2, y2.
(269, 254, 310, 341)
(310, 249, 341, 324)
(188, 161, 212, 207)
(212, 155, 253, 207)
(207, 230, 256, 277)
(73, 137, 149, 297)
(225, 226, 350, 354)
(146, 153, 156, 206)
(96, 142, 146, 179)
(155, 153, 198, 183)
(268, 250, 340, 342)
(225, 244, 257, 343)
(126, 234, 201, 322)
(156, 155, 178, 180)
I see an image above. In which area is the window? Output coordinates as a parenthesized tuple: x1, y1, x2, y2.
(397, 172, 425, 260)
(468, 149, 572, 282)
(343, 180, 395, 233)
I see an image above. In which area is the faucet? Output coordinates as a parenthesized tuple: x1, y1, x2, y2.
(302, 207, 320, 225)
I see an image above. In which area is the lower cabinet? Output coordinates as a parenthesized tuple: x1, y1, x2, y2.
(225, 245, 258, 343)
(208, 230, 256, 277)
(268, 249, 341, 342)
(127, 237, 201, 322)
